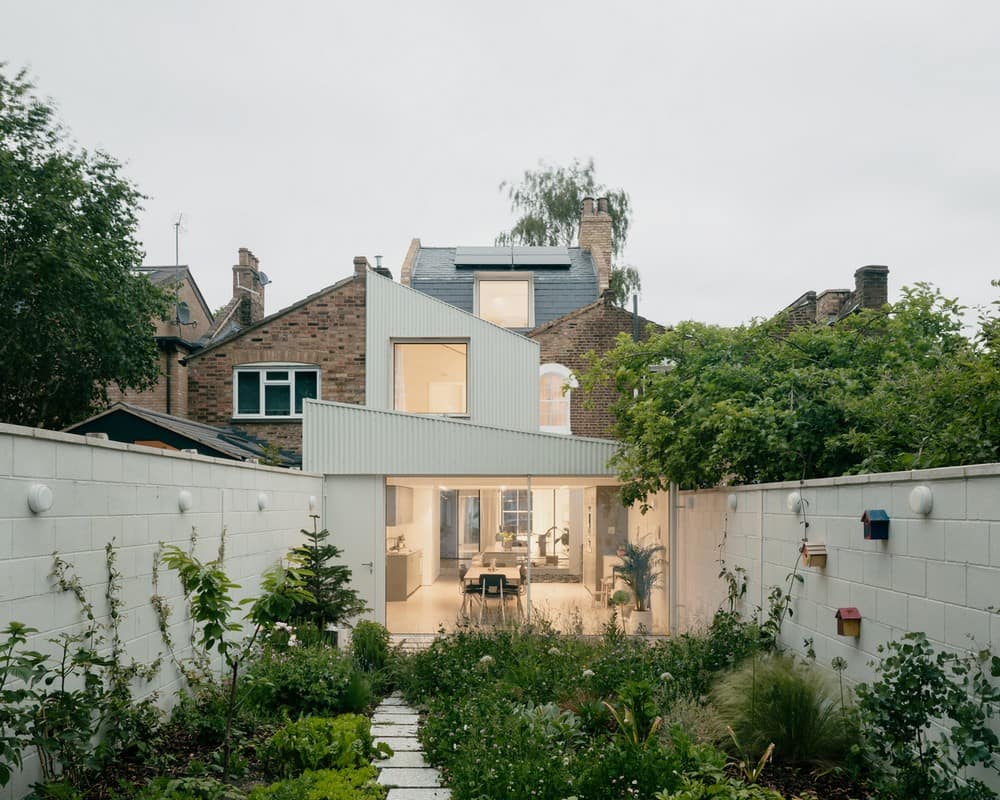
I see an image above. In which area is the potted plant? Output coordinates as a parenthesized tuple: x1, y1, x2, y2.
(618, 540, 665, 634)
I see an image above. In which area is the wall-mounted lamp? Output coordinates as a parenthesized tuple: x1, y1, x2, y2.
(27, 484, 53, 514)
(308, 495, 318, 514)
(786, 491, 802, 514)
(727, 493, 738, 511)
(908, 486, 933, 516)
(178, 490, 193, 513)
(257, 493, 269, 511)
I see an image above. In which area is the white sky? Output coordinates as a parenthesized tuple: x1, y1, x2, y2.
(3, 1, 998, 326)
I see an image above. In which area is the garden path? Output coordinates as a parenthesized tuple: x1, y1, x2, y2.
(372, 692, 451, 799)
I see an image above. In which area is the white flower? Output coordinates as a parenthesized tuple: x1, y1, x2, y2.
(548, 646, 561, 656)
(479, 654, 494, 664)
(288, 635, 299, 647)
(660, 671, 674, 681)
(273, 621, 294, 633)
(582, 668, 595, 678)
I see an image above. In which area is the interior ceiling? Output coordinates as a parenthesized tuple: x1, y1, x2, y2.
(386, 475, 620, 489)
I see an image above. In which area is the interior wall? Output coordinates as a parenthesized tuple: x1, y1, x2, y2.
(628, 489, 670, 633)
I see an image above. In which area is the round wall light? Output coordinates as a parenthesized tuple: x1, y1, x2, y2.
(27, 484, 53, 514)
(909, 485, 933, 515)
(258, 492, 269, 511)
(786, 491, 803, 514)
(308, 495, 318, 513)
(178, 490, 193, 513)
(727, 493, 738, 511)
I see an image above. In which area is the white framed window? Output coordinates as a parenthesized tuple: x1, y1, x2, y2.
(474, 273, 534, 328)
(539, 363, 577, 434)
(233, 363, 320, 419)
(393, 341, 468, 415)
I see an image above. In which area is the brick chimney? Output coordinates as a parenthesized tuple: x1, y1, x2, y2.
(232, 247, 265, 325)
(854, 265, 889, 310)
(354, 255, 371, 276)
(578, 196, 613, 292)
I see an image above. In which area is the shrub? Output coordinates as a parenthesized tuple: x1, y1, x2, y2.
(134, 776, 246, 800)
(169, 679, 266, 747)
(857, 632, 1000, 800)
(341, 670, 372, 714)
(656, 775, 784, 800)
(713, 653, 857, 766)
(261, 715, 374, 778)
(248, 767, 385, 800)
(351, 621, 390, 672)
(246, 645, 355, 717)
(574, 738, 682, 799)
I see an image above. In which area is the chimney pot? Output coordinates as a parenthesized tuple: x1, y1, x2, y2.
(582, 197, 595, 215)
(597, 197, 609, 214)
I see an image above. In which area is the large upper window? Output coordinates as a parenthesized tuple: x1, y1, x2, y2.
(233, 364, 319, 419)
(539, 363, 577, 434)
(475, 275, 533, 328)
(393, 342, 468, 415)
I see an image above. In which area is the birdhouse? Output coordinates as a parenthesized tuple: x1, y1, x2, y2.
(801, 542, 827, 568)
(836, 607, 862, 637)
(861, 509, 890, 540)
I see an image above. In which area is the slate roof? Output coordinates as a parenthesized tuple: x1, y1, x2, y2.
(136, 265, 214, 325)
(65, 402, 300, 467)
(409, 246, 599, 329)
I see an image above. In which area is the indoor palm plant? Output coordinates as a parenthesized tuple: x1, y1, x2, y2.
(619, 540, 665, 633)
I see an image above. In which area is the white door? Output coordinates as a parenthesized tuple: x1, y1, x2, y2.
(322, 475, 385, 624)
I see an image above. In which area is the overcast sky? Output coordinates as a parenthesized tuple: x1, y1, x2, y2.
(3, 2, 998, 327)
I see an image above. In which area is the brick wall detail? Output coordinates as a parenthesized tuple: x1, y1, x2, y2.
(186, 274, 366, 453)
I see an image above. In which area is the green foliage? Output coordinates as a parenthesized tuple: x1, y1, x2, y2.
(287, 516, 367, 631)
(618, 541, 665, 611)
(604, 680, 662, 748)
(607, 264, 643, 308)
(134, 776, 246, 800)
(856, 632, 1000, 800)
(713, 653, 858, 766)
(247, 767, 385, 800)
(0, 622, 48, 786)
(246, 644, 358, 717)
(496, 157, 631, 259)
(260, 715, 375, 778)
(351, 620, 390, 672)
(656, 775, 784, 800)
(582, 283, 1000, 498)
(0, 65, 171, 428)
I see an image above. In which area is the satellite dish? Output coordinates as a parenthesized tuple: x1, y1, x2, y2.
(257, 271, 271, 286)
(176, 301, 191, 325)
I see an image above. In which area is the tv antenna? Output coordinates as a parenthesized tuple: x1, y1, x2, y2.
(174, 213, 184, 266)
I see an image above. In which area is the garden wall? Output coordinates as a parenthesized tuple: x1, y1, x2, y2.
(672, 464, 1000, 689)
(0, 423, 323, 799)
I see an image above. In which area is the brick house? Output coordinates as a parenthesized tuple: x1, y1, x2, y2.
(529, 295, 662, 439)
(184, 257, 372, 453)
(108, 265, 215, 417)
(781, 265, 890, 326)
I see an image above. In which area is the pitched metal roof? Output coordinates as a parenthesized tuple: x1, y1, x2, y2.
(65, 402, 300, 467)
(411, 246, 595, 279)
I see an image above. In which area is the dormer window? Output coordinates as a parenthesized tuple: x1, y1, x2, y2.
(475, 273, 533, 328)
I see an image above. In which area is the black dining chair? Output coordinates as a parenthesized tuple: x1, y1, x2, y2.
(459, 563, 480, 616)
(479, 573, 510, 624)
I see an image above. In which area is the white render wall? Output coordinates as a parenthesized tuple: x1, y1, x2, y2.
(672, 464, 1000, 688)
(0, 424, 322, 799)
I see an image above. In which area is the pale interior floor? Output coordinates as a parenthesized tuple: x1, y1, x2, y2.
(387, 573, 616, 635)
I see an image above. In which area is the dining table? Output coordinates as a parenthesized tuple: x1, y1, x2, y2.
(463, 565, 523, 619)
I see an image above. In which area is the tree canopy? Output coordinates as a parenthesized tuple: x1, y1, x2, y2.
(496, 158, 640, 305)
(0, 67, 169, 428)
(582, 284, 1000, 503)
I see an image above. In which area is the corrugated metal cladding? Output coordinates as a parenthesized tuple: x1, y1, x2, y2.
(303, 400, 618, 477)
(365, 271, 539, 431)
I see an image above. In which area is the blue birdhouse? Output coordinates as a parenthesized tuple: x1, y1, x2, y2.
(861, 509, 890, 540)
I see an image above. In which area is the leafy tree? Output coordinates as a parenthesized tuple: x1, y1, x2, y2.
(582, 283, 1000, 503)
(288, 515, 368, 632)
(496, 158, 640, 306)
(0, 66, 170, 428)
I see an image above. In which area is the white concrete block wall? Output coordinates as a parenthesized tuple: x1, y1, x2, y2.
(0, 424, 322, 799)
(674, 464, 1000, 693)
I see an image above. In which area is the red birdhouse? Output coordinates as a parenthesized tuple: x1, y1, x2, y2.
(801, 542, 828, 568)
(861, 509, 890, 540)
(836, 607, 862, 637)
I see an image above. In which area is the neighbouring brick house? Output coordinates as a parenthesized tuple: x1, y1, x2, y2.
(529, 294, 662, 439)
(109, 265, 215, 417)
(781, 264, 890, 326)
(184, 257, 371, 452)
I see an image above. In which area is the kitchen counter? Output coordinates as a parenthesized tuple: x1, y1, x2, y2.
(386, 548, 423, 601)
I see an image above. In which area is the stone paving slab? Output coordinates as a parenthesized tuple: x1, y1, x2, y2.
(372, 723, 419, 738)
(377, 736, 423, 751)
(378, 767, 444, 787)
(380, 696, 407, 705)
(373, 711, 420, 724)
(386, 790, 451, 800)
(378, 750, 429, 769)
